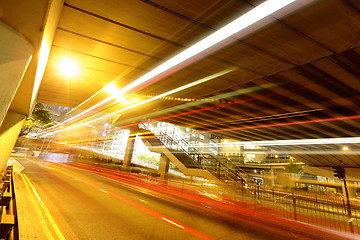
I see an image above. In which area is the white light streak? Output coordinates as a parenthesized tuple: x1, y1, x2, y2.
(45, 0, 298, 133)
(161, 217, 185, 229)
(217, 137, 360, 147)
(99, 189, 108, 193)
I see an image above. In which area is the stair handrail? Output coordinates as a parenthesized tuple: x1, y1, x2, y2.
(173, 139, 246, 182)
(139, 122, 246, 182)
(138, 122, 201, 167)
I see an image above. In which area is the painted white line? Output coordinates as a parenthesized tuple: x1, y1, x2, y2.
(161, 217, 185, 229)
(8, 157, 25, 173)
(99, 189, 108, 193)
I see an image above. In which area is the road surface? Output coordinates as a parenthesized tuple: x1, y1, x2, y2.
(13, 155, 273, 240)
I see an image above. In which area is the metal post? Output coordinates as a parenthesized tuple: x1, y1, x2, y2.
(241, 180, 244, 195)
(217, 162, 220, 178)
(272, 188, 275, 199)
(338, 161, 354, 233)
(343, 178, 354, 233)
(292, 191, 297, 220)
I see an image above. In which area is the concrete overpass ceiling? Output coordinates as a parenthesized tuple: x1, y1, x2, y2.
(32, 0, 360, 166)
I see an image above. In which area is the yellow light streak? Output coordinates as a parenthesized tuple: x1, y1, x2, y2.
(45, 0, 299, 133)
(104, 83, 125, 101)
(41, 68, 237, 137)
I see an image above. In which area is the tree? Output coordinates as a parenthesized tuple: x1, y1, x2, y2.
(19, 103, 52, 136)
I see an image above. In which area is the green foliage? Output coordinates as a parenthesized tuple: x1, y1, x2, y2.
(137, 152, 177, 170)
(19, 103, 53, 136)
(137, 152, 160, 165)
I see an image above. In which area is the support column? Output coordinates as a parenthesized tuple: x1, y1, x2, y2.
(0, 21, 33, 126)
(158, 153, 170, 180)
(123, 135, 136, 171)
(0, 111, 26, 171)
(270, 168, 275, 187)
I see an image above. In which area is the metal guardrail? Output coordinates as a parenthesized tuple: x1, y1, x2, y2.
(0, 165, 17, 240)
(138, 122, 246, 183)
(235, 183, 360, 235)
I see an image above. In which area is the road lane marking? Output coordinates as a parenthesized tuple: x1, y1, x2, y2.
(21, 174, 66, 240)
(99, 189, 108, 193)
(8, 158, 25, 173)
(20, 174, 55, 240)
(161, 217, 185, 229)
(23, 157, 215, 240)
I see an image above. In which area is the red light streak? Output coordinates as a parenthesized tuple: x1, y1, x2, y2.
(26, 158, 357, 239)
(25, 158, 215, 240)
(105, 80, 336, 134)
(62, 162, 356, 239)
(198, 114, 360, 134)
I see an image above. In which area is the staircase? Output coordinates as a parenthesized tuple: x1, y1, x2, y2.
(137, 123, 246, 183)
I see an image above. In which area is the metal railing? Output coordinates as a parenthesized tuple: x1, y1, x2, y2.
(138, 122, 246, 182)
(234, 183, 360, 235)
(0, 165, 17, 240)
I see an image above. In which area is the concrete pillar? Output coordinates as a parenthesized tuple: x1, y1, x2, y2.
(0, 111, 26, 171)
(270, 168, 275, 187)
(263, 168, 275, 187)
(0, 21, 33, 126)
(123, 135, 136, 171)
(158, 153, 170, 180)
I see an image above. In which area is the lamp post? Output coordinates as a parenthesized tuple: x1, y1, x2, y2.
(340, 161, 353, 233)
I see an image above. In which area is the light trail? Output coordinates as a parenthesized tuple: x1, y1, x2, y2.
(107, 82, 276, 131)
(40, 68, 236, 137)
(40, 0, 301, 136)
(42, 80, 276, 139)
(22, 158, 357, 239)
(23, 158, 215, 240)
(99, 78, 331, 134)
(196, 114, 360, 135)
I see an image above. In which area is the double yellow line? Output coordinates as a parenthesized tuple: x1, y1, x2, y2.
(20, 174, 66, 240)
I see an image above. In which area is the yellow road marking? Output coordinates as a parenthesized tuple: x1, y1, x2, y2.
(20, 174, 55, 240)
(21, 174, 66, 240)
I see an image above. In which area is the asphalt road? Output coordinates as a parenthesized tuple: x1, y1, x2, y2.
(13, 155, 274, 240)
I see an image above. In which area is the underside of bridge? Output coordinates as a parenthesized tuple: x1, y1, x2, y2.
(2, 0, 360, 170)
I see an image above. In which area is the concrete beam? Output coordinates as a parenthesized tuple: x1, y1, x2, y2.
(0, 111, 26, 171)
(0, 21, 33, 126)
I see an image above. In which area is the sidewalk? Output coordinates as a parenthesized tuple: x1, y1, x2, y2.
(11, 157, 58, 240)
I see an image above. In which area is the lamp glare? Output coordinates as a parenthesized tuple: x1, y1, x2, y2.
(58, 58, 80, 77)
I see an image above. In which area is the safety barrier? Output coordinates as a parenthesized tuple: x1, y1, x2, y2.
(0, 166, 17, 240)
(233, 183, 360, 235)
